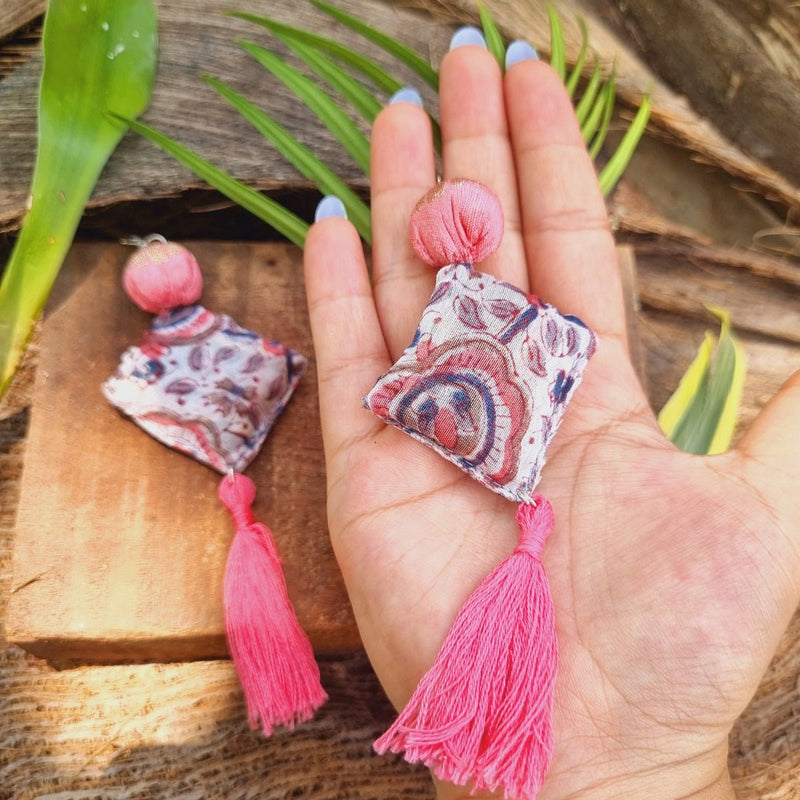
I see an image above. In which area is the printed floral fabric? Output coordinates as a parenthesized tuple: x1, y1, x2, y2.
(103, 304, 306, 473)
(364, 263, 597, 501)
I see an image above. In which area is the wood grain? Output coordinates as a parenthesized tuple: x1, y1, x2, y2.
(6, 240, 360, 662)
(0, 0, 43, 41)
(0, 0, 446, 233)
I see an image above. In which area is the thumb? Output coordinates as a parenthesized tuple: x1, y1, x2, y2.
(736, 369, 800, 526)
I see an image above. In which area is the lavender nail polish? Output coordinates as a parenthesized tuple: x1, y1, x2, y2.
(449, 26, 487, 50)
(505, 40, 539, 69)
(389, 87, 424, 107)
(314, 195, 348, 222)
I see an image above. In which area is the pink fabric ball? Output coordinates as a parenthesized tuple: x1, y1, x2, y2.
(123, 241, 203, 314)
(409, 179, 504, 268)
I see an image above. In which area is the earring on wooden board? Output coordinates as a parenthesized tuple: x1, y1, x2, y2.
(103, 235, 326, 735)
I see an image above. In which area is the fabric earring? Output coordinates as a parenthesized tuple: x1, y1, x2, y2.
(366, 180, 597, 799)
(103, 235, 327, 734)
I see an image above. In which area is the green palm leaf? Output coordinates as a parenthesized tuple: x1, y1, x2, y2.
(240, 40, 371, 175)
(203, 75, 371, 242)
(479, 3, 506, 69)
(119, 116, 310, 247)
(307, 0, 439, 89)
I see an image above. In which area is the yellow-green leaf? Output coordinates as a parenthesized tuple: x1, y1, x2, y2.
(658, 307, 746, 455)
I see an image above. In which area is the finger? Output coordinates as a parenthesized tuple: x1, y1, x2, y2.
(505, 59, 627, 346)
(370, 98, 437, 358)
(303, 217, 390, 463)
(439, 44, 528, 288)
(736, 369, 800, 527)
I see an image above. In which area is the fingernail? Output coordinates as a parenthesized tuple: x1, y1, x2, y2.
(389, 86, 423, 107)
(314, 195, 348, 222)
(449, 26, 487, 50)
(505, 40, 539, 69)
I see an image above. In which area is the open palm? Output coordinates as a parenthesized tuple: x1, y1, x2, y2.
(303, 46, 800, 800)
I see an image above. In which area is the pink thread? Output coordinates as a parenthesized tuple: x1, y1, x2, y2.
(219, 473, 327, 735)
(123, 240, 203, 314)
(409, 179, 504, 268)
(374, 496, 557, 800)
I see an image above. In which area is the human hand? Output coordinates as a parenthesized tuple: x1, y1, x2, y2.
(303, 36, 800, 800)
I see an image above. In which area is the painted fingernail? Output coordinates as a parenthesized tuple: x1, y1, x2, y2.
(389, 86, 423, 107)
(505, 40, 539, 69)
(314, 195, 348, 222)
(449, 26, 487, 50)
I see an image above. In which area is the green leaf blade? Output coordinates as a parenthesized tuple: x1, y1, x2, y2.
(589, 65, 616, 158)
(547, 4, 566, 81)
(232, 12, 403, 95)
(240, 39, 371, 176)
(479, 4, 506, 71)
(0, 0, 157, 397)
(308, 0, 438, 89)
(121, 116, 310, 248)
(279, 34, 383, 124)
(574, 59, 602, 126)
(598, 93, 651, 196)
(203, 75, 371, 242)
(565, 18, 589, 98)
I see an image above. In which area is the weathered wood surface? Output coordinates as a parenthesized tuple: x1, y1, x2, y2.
(0, 0, 43, 41)
(418, 0, 800, 214)
(583, 0, 800, 187)
(1, 1, 799, 797)
(6, 240, 360, 662)
(0, 0, 447, 233)
(2, 0, 800, 241)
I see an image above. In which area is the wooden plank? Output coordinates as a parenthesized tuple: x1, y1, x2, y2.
(0, 0, 449, 232)
(0, 0, 43, 41)
(6, 240, 360, 662)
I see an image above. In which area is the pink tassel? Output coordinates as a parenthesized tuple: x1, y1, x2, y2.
(374, 497, 557, 800)
(219, 473, 327, 735)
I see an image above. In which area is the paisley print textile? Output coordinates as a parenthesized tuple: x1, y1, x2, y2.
(364, 264, 596, 501)
(103, 304, 306, 473)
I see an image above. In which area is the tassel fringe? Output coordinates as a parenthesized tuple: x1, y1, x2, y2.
(375, 498, 557, 800)
(220, 473, 327, 735)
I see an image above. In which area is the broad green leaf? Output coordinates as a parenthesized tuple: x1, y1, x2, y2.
(479, 3, 506, 70)
(0, 0, 157, 398)
(658, 307, 745, 455)
(547, 4, 566, 80)
(598, 93, 651, 195)
(239, 40, 371, 175)
(203, 75, 372, 242)
(565, 18, 589, 98)
(308, 0, 439, 89)
(121, 117, 309, 248)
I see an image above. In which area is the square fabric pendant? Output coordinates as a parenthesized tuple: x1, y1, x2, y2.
(364, 263, 596, 502)
(103, 304, 306, 473)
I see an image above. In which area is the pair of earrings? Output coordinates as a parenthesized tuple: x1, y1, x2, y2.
(106, 179, 596, 800)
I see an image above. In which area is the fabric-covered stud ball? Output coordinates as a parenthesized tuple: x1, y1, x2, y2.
(409, 179, 504, 269)
(123, 238, 204, 315)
